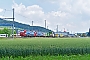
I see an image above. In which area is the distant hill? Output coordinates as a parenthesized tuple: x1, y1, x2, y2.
(0, 18, 52, 32)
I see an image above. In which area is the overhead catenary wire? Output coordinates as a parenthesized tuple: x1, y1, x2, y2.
(15, 12, 30, 20)
(2, 9, 12, 17)
(2, 9, 6, 16)
(15, 12, 34, 26)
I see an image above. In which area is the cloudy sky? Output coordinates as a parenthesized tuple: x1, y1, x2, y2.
(0, 0, 90, 33)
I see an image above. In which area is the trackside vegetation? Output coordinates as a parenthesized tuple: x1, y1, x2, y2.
(0, 28, 16, 37)
(0, 54, 90, 60)
(0, 38, 90, 59)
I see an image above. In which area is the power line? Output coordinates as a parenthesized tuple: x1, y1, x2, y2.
(15, 12, 34, 26)
(15, 12, 30, 20)
(2, 9, 6, 16)
(2, 9, 12, 17)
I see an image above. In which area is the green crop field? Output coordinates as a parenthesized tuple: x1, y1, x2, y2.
(0, 54, 90, 60)
(0, 37, 90, 60)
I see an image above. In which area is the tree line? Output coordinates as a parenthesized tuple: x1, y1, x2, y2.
(0, 28, 16, 37)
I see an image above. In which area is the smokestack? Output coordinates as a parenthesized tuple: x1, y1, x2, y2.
(89, 28, 90, 32)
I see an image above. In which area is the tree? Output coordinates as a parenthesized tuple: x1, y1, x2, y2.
(82, 33, 87, 37)
(0, 28, 12, 37)
(3, 28, 9, 34)
(0, 30, 3, 34)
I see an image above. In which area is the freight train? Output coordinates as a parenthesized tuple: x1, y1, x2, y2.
(19, 30, 77, 38)
(20, 30, 53, 37)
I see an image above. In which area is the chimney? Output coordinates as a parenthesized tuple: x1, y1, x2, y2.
(89, 28, 90, 32)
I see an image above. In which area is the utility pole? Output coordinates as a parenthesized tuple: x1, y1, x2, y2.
(32, 21, 33, 26)
(64, 28, 66, 32)
(32, 21, 33, 31)
(12, 8, 14, 39)
(57, 25, 58, 33)
(45, 20, 46, 28)
(0, 8, 15, 39)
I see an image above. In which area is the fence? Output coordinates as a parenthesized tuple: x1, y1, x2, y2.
(0, 34, 8, 37)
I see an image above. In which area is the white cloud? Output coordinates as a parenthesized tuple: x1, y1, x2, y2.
(12, 0, 90, 32)
(48, 0, 90, 32)
(12, 2, 45, 26)
(0, 8, 3, 12)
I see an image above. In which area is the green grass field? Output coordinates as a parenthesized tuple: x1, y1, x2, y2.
(0, 37, 90, 60)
